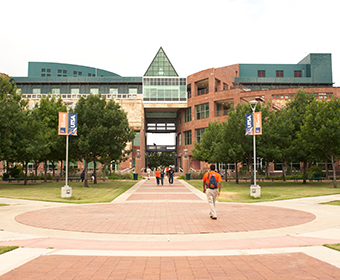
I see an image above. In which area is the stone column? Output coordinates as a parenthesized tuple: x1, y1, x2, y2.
(135, 149, 141, 175)
(183, 149, 189, 174)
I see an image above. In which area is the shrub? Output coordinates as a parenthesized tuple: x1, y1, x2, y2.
(190, 171, 205, 179)
(177, 175, 185, 180)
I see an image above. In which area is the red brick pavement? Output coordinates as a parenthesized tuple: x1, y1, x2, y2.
(2, 178, 340, 280)
(1, 253, 340, 280)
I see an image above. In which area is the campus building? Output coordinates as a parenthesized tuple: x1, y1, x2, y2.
(3, 49, 340, 176)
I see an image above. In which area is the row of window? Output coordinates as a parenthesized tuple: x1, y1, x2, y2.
(40, 68, 96, 77)
(143, 77, 186, 86)
(178, 128, 206, 146)
(22, 88, 137, 95)
(258, 70, 302, 78)
(22, 94, 138, 100)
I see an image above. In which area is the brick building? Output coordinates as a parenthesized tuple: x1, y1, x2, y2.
(1, 50, 339, 176)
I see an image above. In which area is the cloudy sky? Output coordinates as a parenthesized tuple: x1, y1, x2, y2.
(1, 0, 339, 86)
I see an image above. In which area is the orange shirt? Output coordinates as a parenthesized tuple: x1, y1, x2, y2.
(155, 170, 161, 178)
(202, 171, 222, 187)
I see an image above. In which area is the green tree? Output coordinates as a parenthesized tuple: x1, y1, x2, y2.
(73, 94, 135, 187)
(299, 97, 340, 188)
(31, 95, 66, 181)
(191, 121, 222, 164)
(285, 89, 316, 183)
(147, 152, 175, 170)
(0, 75, 29, 173)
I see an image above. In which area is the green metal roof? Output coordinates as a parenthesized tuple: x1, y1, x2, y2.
(144, 47, 178, 77)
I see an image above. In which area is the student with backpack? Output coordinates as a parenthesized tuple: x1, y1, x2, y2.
(202, 164, 222, 219)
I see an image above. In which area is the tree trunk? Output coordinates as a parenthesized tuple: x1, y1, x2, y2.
(60, 160, 63, 178)
(303, 161, 307, 184)
(330, 153, 337, 188)
(84, 155, 89, 188)
(224, 162, 228, 182)
(93, 158, 97, 184)
(103, 164, 106, 182)
(52, 161, 55, 177)
(24, 162, 28, 186)
(282, 162, 286, 182)
(235, 162, 239, 184)
(44, 157, 47, 182)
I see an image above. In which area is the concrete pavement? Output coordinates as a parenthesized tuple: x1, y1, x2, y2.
(0, 178, 340, 279)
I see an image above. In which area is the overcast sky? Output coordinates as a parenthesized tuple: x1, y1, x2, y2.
(1, 0, 339, 86)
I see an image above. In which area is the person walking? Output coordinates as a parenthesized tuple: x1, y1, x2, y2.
(202, 164, 222, 220)
(168, 167, 174, 185)
(155, 168, 161, 185)
(147, 168, 151, 180)
(160, 169, 165, 185)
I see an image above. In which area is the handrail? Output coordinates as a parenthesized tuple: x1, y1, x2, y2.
(190, 167, 197, 172)
(179, 167, 183, 172)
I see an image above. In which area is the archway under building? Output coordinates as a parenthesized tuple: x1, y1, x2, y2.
(144, 110, 178, 171)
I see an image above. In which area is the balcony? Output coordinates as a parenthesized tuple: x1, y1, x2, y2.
(197, 88, 209, 96)
(216, 109, 229, 117)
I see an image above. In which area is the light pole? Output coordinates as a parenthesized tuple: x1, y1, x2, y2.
(61, 100, 73, 198)
(249, 100, 261, 197)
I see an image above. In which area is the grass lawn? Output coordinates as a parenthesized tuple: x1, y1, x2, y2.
(321, 200, 340, 206)
(0, 246, 19, 255)
(324, 243, 340, 252)
(0, 180, 136, 204)
(187, 180, 340, 203)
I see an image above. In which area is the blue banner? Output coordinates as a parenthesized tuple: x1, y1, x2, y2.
(68, 113, 77, 136)
(245, 113, 253, 135)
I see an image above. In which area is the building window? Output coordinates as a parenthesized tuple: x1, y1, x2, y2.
(133, 132, 140, 146)
(184, 130, 192, 145)
(78, 72, 82, 76)
(41, 68, 45, 72)
(58, 69, 62, 74)
(178, 133, 181, 146)
(73, 71, 77, 75)
(178, 112, 181, 125)
(196, 103, 209, 120)
(184, 107, 191, 122)
(276, 70, 284, 77)
(196, 128, 206, 143)
(47, 69, 51, 73)
(32, 88, 41, 95)
(258, 70, 266, 77)
(129, 88, 137, 96)
(90, 88, 99, 94)
(294, 70, 302, 77)
(52, 88, 60, 95)
(110, 88, 118, 94)
(71, 88, 79, 95)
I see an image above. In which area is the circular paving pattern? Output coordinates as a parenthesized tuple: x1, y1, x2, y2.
(15, 202, 315, 235)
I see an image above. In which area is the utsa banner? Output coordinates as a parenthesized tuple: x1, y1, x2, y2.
(254, 112, 262, 135)
(68, 113, 78, 136)
(245, 113, 253, 135)
(58, 112, 67, 135)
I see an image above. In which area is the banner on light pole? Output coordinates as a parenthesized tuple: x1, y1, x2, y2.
(58, 112, 77, 136)
(245, 113, 253, 135)
(68, 113, 77, 136)
(58, 112, 67, 135)
(245, 112, 262, 135)
(254, 112, 262, 135)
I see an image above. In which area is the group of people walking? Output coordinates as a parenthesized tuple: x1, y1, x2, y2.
(148, 164, 222, 221)
(154, 167, 174, 185)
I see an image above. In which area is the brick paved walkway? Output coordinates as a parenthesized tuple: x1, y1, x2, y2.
(1, 177, 340, 279)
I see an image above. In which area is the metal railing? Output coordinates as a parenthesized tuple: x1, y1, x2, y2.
(197, 88, 209, 96)
(216, 109, 229, 117)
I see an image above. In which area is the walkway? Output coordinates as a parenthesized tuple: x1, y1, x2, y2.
(0, 178, 340, 279)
